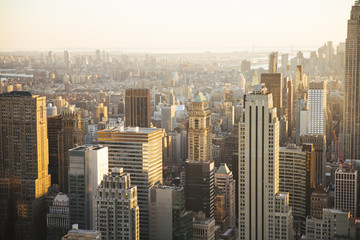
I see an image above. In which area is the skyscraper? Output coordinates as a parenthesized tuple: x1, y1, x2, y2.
(334, 164, 358, 217)
(279, 144, 307, 236)
(268, 52, 278, 73)
(300, 135, 326, 186)
(48, 111, 83, 192)
(261, 73, 283, 118)
(98, 127, 163, 239)
(238, 84, 293, 240)
(185, 93, 215, 219)
(125, 88, 151, 128)
(0, 91, 51, 239)
(161, 104, 177, 132)
(149, 185, 193, 240)
(342, 2, 360, 160)
(47, 193, 70, 240)
(308, 80, 327, 136)
(68, 145, 108, 229)
(215, 163, 236, 229)
(94, 168, 140, 240)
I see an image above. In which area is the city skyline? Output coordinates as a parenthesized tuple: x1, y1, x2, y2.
(0, 0, 354, 50)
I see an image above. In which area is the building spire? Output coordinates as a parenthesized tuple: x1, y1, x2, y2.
(252, 71, 260, 86)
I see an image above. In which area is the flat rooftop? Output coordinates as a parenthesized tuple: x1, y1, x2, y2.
(99, 126, 161, 134)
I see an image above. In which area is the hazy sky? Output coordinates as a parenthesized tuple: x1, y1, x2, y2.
(0, 0, 354, 50)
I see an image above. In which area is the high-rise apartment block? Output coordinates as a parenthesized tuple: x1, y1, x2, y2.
(342, 2, 360, 160)
(94, 168, 139, 240)
(238, 84, 293, 240)
(185, 93, 215, 219)
(47, 193, 70, 240)
(334, 164, 358, 217)
(98, 127, 163, 239)
(308, 81, 327, 136)
(0, 91, 51, 239)
(149, 185, 193, 240)
(68, 145, 108, 229)
(125, 88, 151, 128)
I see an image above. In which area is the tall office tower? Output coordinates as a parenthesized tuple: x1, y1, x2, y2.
(64, 50, 71, 67)
(261, 73, 283, 118)
(268, 52, 278, 73)
(185, 93, 215, 218)
(188, 92, 212, 162)
(287, 78, 294, 137)
(48, 110, 83, 192)
(222, 102, 234, 132)
(308, 81, 327, 135)
(281, 54, 289, 70)
(47, 193, 70, 240)
(305, 209, 358, 240)
(0, 91, 51, 239)
(149, 185, 193, 240)
(94, 168, 139, 240)
(125, 88, 151, 128)
(310, 186, 330, 219)
(301, 143, 316, 217)
(161, 104, 177, 132)
(168, 89, 176, 105)
(215, 163, 236, 229)
(98, 127, 163, 239)
(296, 98, 308, 144)
(300, 135, 326, 186)
(279, 144, 308, 236)
(341, 2, 360, 160)
(68, 145, 108, 229)
(292, 65, 304, 127)
(238, 84, 294, 240)
(334, 164, 358, 217)
(214, 191, 228, 232)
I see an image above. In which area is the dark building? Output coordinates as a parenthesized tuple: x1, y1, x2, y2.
(48, 111, 83, 193)
(310, 186, 330, 219)
(261, 73, 283, 118)
(300, 135, 326, 186)
(302, 143, 316, 217)
(125, 88, 151, 127)
(0, 91, 51, 239)
(184, 161, 215, 219)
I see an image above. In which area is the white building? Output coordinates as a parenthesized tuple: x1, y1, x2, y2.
(93, 168, 139, 240)
(334, 164, 358, 217)
(68, 145, 108, 229)
(307, 81, 327, 135)
(215, 163, 236, 229)
(47, 193, 70, 240)
(97, 127, 163, 239)
(161, 105, 177, 132)
(238, 84, 294, 240)
(193, 213, 215, 240)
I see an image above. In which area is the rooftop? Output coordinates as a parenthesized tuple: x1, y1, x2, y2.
(216, 163, 231, 175)
(99, 126, 161, 134)
(0, 91, 34, 97)
(194, 92, 207, 102)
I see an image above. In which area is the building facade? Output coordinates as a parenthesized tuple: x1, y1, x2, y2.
(68, 145, 108, 229)
(98, 127, 163, 239)
(149, 185, 193, 240)
(238, 84, 294, 240)
(125, 88, 151, 128)
(0, 91, 51, 239)
(93, 168, 139, 240)
(47, 193, 70, 240)
(308, 81, 327, 136)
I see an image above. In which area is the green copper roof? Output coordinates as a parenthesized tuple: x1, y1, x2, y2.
(194, 92, 207, 102)
(217, 163, 230, 174)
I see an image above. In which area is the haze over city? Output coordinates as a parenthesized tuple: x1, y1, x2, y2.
(0, 0, 354, 50)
